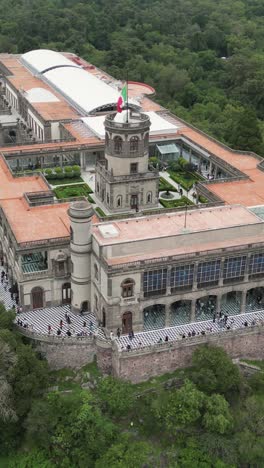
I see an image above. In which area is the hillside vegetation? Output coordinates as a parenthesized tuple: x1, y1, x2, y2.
(0, 0, 264, 153)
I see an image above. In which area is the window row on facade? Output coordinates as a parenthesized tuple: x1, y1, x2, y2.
(142, 253, 264, 296)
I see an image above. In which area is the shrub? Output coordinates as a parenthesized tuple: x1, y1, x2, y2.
(198, 195, 208, 203)
(67, 172, 75, 178)
(44, 168, 53, 175)
(64, 166, 73, 173)
(73, 170, 81, 178)
(54, 166, 63, 174)
(46, 173, 55, 180)
(159, 196, 193, 208)
(72, 165, 81, 172)
(57, 172, 65, 179)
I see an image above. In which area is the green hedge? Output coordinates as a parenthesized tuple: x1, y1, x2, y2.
(53, 183, 93, 199)
(159, 196, 194, 208)
(95, 207, 106, 217)
(168, 171, 198, 191)
(198, 195, 209, 203)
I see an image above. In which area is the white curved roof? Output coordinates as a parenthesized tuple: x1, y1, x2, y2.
(44, 66, 120, 114)
(25, 87, 59, 103)
(21, 49, 80, 74)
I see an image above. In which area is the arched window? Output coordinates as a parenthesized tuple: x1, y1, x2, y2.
(96, 182, 99, 193)
(107, 193, 110, 204)
(121, 278, 135, 298)
(117, 195, 122, 208)
(147, 192, 152, 203)
(94, 294, 98, 311)
(130, 136, 139, 152)
(94, 263, 99, 280)
(70, 226, 73, 241)
(62, 282, 71, 304)
(114, 136, 122, 154)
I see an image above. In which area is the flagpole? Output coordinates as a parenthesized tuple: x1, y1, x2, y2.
(126, 70, 129, 123)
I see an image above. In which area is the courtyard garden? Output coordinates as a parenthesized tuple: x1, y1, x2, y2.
(53, 183, 94, 202)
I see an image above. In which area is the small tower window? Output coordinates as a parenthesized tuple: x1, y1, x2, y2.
(147, 192, 152, 203)
(130, 163, 138, 174)
(130, 136, 139, 152)
(122, 278, 135, 298)
(114, 136, 122, 154)
(117, 195, 122, 207)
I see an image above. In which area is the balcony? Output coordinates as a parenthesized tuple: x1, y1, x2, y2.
(120, 295, 139, 306)
(96, 161, 159, 183)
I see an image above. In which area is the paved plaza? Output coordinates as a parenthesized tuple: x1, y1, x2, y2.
(116, 310, 264, 351)
(0, 267, 263, 351)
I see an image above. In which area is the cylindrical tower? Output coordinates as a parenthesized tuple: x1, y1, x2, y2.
(68, 200, 93, 314)
(104, 111, 150, 176)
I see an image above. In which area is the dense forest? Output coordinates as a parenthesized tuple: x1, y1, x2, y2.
(0, 0, 264, 153)
(1, 301, 264, 467)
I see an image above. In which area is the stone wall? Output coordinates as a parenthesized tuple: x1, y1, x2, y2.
(112, 327, 264, 383)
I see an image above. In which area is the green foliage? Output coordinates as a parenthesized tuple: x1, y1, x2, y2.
(54, 166, 62, 174)
(202, 394, 233, 435)
(168, 170, 201, 191)
(53, 183, 93, 199)
(190, 345, 242, 397)
(198, 195, 208, 203)
(152, 380, 205, 434)
(159, 177, 177, 192)
(159, 196, 193, 208)
(96, 376, 135, 417)
(95, 207, 106, 217)
(95, 434, 152, 468)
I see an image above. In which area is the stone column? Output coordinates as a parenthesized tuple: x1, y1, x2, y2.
(165, 303, 171, 328)
(240, 290, 247, 313)
(190, 299, 196, 322)
(216, 295, 221, 315)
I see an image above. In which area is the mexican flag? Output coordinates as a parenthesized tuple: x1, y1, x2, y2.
(117, 84, 127, 112)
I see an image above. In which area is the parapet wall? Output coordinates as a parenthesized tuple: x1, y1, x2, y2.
(112, 327, 264, 383)
(18, 326, 264, 380)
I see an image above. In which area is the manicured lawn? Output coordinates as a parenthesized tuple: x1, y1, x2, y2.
(159, 196, 194, 208)
(159, 177, 177, 192)
(168, 170, 203, 191)
(53, 183, 93, 199)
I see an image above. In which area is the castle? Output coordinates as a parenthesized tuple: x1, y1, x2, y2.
(0, 49, 264, 381)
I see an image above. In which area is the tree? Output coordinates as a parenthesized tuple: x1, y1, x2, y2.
(152, 380, 204, 434)
(226, 107, 264, 154)
(95, 434, 152, 468)
(96, 376, 135, 417)
(190, 345, 242, 397)
(202, 394, 233, 435)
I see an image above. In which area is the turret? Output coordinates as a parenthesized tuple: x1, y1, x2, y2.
(68, 200, 93, 313)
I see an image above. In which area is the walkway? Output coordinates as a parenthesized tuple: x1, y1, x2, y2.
(159, 170, 198, 204)
(15, 305, 104, 339)
(117, 310, 264, 351)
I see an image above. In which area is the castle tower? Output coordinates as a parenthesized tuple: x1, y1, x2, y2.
(95, 110, 159, 213)
(68, 200, 93, 313)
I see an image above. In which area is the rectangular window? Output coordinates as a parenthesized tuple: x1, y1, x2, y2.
(143, 268, 167, 297)
(171, 264, 194, 290)
(249, 253, 264, 276)
(130, 163, 138, 174)
(223, 256, 246, 281)
(197, 259, 221, 286)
